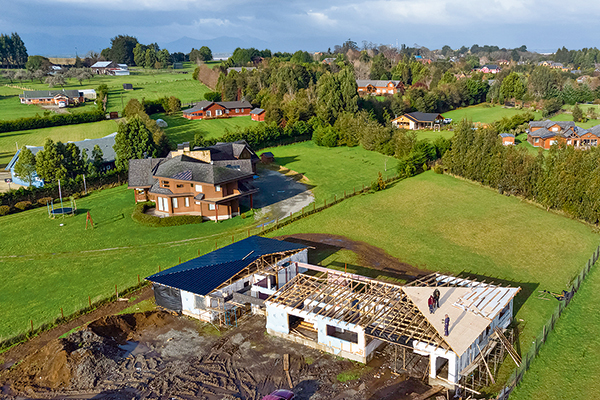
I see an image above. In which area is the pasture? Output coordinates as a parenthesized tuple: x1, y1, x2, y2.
(510, 262, 600, 400)
(0, 120, 119, 168)
(151, 114, 260, 146)
(268, 170, 600, 386)
(443, 103, 542, 124)
(259, 141, 394, 201)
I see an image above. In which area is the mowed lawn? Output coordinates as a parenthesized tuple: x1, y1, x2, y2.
(0, 86, 47, 121)
(0, 184, 256, 341)
(151, 113, 261, 146)
(444, 103, 542, 124)
(268, 171, 600, 378)
(259, 141, 394, 201)
(510, 263, 600, 400)
(0, 120, 119, 168)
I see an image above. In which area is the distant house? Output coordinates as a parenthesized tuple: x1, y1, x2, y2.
(226, 67, 256, 74)
(527, 120, 599, 149)
(128, 141, 259, 220)
(173, 62, 183, 69)
(497, 59, 510, 65)
(499, 133, 515, 146)
(91, 61, 129, 75)
(19, 89, 84, 106)
(250, 108, 265, 122)
(260, 152, 275, 164)
(4, 133, 117, 187)
(538, 61, 569, 71)
(478, 64, 501, 74)
(182, 100, 253, 120)
(392, 112, 444, 130)
(356, 80, 404, 95)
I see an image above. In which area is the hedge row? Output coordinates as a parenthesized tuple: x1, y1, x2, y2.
(0, 109, 106, 133)
(131, 202, 204, 227)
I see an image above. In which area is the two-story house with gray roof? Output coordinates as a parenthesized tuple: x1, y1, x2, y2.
(527, 120, 599, 149)
(128, 142, 258, 221)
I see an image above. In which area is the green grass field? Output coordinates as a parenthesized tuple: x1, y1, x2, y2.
(0, 184, 256, 340)
(151, 113, 261, 146)
(510, 263, 600, 400)
(0, 62, 211, 119)
(415, 130, 454, 141)
(267, 171, 599, 387)
(549, 113, 600, 128)
(0, 120, 119, 168)
(0, 86, 47, 121)
(259, 141, 395, 201)
(443, 104, 542, 124)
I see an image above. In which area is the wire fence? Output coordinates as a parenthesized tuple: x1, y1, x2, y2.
(496, 245, 600, 400)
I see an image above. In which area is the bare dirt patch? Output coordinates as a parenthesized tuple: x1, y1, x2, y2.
(276, 233, 432, 282)
(1, 311, 437, 400)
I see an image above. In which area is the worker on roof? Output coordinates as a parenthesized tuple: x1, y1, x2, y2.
(443, 314, 450, 336)
(428, 295, 435, 314)
(433, 288, 440, 308)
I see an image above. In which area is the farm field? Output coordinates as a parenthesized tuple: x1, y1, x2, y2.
(0, 120, 119, 168)
(444, 103, 542, 124)
(510, 263, 600, 400)
(0, 62, 211, 119)
(151, 113, 260, 146)
(267, 170, 600, 387)
(0, 86, 48, 121)
(259, 141, 393, 201)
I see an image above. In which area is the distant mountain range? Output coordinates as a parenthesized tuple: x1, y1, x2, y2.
(22, 33, 271, 58)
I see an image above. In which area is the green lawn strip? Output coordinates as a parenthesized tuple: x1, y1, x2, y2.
(549, 113, 600, 128)
(0, 120, 119, 168)
(444, 104, 542, 124)
(0, 92, 46, 121)
(117, 298, 157, 315)
(515, 133, 541, 155)
(151, 113, 260, 146)
(415, 130, 454, 141)
(259, 141, 394, 201)
(510, 263, 600, 400)
(58, 326, 81, 339)
(267, 171, 599, 372)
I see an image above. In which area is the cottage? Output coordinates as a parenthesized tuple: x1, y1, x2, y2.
(392, 112, 444, 130)
(146, 236, 309, 324)
(356, 80, 404, 95)
(260, 152, 275, 164)
(4, 133, 117, 187)
(182, 100, 253, 120)
(19, 89, 84, 106)
(250, 108, 265, 122)
(266, 267, 520, 388)
(128, 141, 259, 220)
(499, 133, 515, 146)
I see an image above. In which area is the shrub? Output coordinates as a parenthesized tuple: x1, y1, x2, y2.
(14, 201, 32, 211)
(131, 202, 204, 227)
(0, 205, 10, 216)
(37, 197, 53, 206)
(433, 164, 444, 174)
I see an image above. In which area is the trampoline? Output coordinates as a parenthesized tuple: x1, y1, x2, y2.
(50, 207, 75, 216)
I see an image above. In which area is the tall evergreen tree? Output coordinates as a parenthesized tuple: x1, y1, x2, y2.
(113, 115, 156, 171)
(35, 139, 67, 183)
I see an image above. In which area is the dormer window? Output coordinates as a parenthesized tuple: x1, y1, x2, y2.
(162, 180, 170, 187)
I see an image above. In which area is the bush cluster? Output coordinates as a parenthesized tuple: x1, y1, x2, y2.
(14, 201, 32, 211)
(0, 205, 9, 216)
(36, 197, 53, 206)
(131, 202, 204, 227)
(0, 109, 106, 133)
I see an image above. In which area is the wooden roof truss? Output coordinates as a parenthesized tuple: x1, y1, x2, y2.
(268, 271, 451, 351)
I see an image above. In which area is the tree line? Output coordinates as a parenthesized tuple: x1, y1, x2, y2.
(443, 121, 600, 225)
(0, 32, 27, 68)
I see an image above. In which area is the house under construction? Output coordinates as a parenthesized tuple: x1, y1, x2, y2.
(265, 263, 520, 388)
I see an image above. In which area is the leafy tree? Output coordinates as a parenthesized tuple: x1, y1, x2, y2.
(45, 74, 66, 88)
(74, 55, 83, 68)
(35, 139, 67, 183)
(14, 69, 31, 84)
(204, 91, 222, 102)
(25, 55, 51, 71)
(572, 104, 583, 122)
(32, 69, 46, 83)
(199, 46, 212, 61)
(63, 142, 84, 178)
(13, 146, 36, 185)
(157, 49, 171, 67)
(2, 69, 15, 83)
(144, 48, 157, 69)
(500, 72, 526, 102)
(108, 35, 138, 65)
(370, 53, 391, 80)
(133, 43, 147, 66)
(92, 144, 104, 173)
(114, 115, 156, 171)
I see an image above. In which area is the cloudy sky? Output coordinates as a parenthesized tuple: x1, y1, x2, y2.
(3, 0, 598, 56)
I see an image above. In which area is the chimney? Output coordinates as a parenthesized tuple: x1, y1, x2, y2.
(183, 142, 190, 152)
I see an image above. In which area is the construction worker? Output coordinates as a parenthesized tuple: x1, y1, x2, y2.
(433, 288, 440, 308)
(428, 295, 435, 314)
(443, 314, 450, 336)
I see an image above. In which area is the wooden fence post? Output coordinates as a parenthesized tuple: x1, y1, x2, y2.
(232, 234, 234, 243)
(30, 320, 33, 332)
(334, 194, 336, 202)
(179, 257, 181, 264)
(324, 199, 327, 207)
(344, 190, 346, 198)
(137, 274, 140, 284)
(89, 296, 91, 308)
(248, 228, 250, 237)
(61, 307, 64, 319)
(115, 285, 118, 299)
(159, 265, 161, 272)
(198, 249, 200, 256)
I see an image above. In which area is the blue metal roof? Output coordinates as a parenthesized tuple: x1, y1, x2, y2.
(146, 236, 308, 296)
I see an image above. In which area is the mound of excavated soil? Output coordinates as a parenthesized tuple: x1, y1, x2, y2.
(6, 311, 175, 394)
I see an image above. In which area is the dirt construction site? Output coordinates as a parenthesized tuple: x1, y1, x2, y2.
(0, 234, 446, 400)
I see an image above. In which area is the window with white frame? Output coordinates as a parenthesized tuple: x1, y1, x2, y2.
(235, 108, 240, 113)
(216, 109, 222, 116)
(209, 204, 216, 210)
(185, 197, 189, 207)
(195, 184, 202, 192)
(215, 185, 221, 192)
(206, 110, 211, 117)
(172, 198, 178, 208)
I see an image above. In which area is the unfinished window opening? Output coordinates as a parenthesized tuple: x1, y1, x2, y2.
(326, 325, 358, 344)
(498, 305, 509, 320)
(435, 356, 449, 380)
